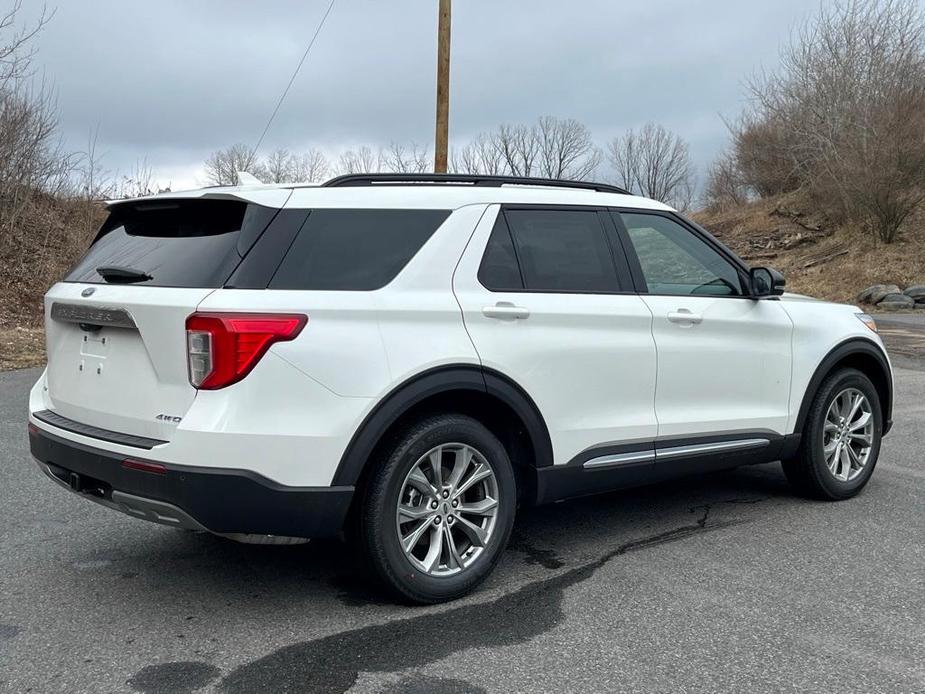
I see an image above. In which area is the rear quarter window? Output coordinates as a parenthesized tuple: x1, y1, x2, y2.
(268, 209, 450, 291)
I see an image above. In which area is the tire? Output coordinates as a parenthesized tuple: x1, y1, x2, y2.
(782, 367, 882, 500)
(359, 413, 517, 604)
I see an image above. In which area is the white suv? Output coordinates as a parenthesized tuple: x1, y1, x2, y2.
(28, 173, 893, 603)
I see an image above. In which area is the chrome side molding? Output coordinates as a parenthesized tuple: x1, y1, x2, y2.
(582, 437, 771, 470)
(655, 438, 770, 460)
(582, 450, 655, 469)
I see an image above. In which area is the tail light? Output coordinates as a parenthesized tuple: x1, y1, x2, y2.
(185, 312, 307, 389)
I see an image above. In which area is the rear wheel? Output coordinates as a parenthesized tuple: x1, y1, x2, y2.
(359, 414, 516, 604)
(782, 368, 882, 500)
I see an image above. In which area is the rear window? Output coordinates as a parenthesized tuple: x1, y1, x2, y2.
(65, 200, 258, 287)
(268, 209, 450, 291)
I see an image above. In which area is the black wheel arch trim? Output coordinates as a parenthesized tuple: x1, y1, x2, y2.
(330, 364, 554, 487)
(794, 338, 893, 436)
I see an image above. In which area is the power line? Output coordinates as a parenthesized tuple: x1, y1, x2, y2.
(251, 0, 337, 158)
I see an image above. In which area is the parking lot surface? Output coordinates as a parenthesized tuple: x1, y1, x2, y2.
(1, 357, 923, 693)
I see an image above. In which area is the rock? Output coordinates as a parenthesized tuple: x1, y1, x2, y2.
(857, 284, 901, 304)
(915, 302, 925, 310)
(880, 292, 914, 303)
(877, 293, 915, 310)
(903, 284, 925, 300)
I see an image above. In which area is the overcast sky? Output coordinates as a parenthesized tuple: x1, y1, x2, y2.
(21, 0, 821, 190)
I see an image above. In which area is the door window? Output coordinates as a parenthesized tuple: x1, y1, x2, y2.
(620, 213, 744, 296)
(482, 209, 620, 293)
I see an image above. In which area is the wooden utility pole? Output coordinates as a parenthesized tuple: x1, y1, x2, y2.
(434, 0, 451, 173)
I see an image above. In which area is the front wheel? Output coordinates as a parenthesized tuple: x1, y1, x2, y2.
(359, 414, 517, 604)
(782, 368, 882, 500)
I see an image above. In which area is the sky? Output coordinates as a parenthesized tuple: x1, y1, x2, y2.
(19, 0, 822, 190)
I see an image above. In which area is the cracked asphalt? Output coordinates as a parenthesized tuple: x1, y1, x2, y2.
(1, 356, 923, 693)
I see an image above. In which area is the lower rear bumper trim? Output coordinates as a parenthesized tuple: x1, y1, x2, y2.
(29, 425, 353, 539)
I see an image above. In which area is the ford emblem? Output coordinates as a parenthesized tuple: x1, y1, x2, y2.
(81, 287, 96, 297)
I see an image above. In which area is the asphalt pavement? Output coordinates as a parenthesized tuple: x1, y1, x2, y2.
(1, 353, 923, 693)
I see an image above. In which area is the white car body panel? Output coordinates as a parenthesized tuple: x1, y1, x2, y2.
(778, 298, 891, 433)
(30, 354, 370, 487)
(453, 205, 659, 466)
(640, 294, 794, 437)
(41, 282, 214, 440)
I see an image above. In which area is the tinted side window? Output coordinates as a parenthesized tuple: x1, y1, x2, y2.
(478, 215, 523, 290)
(504, 209, 619, 293)
(269, 209, 450, 290)
(620, 213, 744, 296)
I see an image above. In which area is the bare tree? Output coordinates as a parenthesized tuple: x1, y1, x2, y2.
(336, 146, 381, 175)
(381, 141, 431, 173)
(450, 117, 600, 180)
(493, 123, 540, 176)
(450, 133, 506, 175)
(703, 150, 748, 209)
(115, 158, 156, 199)
(534, 116, 601, 180)
(203, 143, 265, 186)
(607, 123, 695, 209)
(288, 148, 329, 182)
(264, 148, 291, 184)
(745, 0, 925, 242)
(0, 1, 52, 91)
(0, 3, 107, 304)
(261, 147, 330, 183)
(729, 114, 802, 198)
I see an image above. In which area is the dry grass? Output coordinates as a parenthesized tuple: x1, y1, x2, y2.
(0, 192, 103, 371)
(0, 326, 45, 370)
(694, 191, 925, 305)
(0, 193, 105, 328)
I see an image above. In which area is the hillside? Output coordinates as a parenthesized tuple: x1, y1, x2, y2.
(693, 192, 925, 305)
(0, 193, 105, 329)
(0, 193, 105, 370)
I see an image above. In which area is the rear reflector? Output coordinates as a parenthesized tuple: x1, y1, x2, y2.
(185, 312, 307, 389)
(121, 459, 167, 475)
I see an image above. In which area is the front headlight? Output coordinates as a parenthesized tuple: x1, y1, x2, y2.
(855, 313, 878, 333)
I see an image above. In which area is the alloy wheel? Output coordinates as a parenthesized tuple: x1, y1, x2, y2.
(823, 387, 875, 482)
(395, 443, 499, 576)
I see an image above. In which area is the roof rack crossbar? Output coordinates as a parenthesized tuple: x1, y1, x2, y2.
(321, 173, 631, 196)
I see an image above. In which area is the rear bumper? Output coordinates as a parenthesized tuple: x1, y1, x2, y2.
(28, 425, 354, 539)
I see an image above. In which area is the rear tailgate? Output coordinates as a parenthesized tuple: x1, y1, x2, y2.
(39, 197, 277, 442)
(43, 283, 215, 441)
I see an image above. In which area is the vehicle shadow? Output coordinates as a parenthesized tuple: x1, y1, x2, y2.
(103, 461, 794, 610)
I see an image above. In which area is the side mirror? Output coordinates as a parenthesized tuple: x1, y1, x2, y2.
(750, 266, 786, 297)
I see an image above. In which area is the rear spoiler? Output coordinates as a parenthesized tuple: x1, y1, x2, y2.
(106, 187, 292, 209)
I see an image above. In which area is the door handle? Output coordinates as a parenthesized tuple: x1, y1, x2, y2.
(667, 309, 702, 325)
(482, 302, 530, 320)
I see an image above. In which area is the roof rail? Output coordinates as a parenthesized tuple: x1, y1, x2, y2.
(321, 173, 631, 196)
